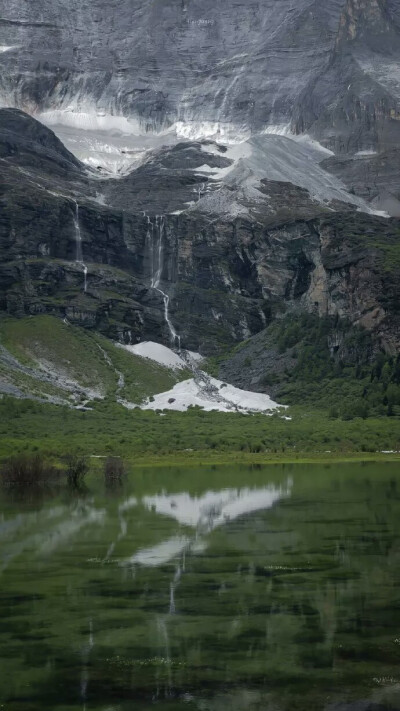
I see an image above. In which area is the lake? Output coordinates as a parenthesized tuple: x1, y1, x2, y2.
(1, 461, 400, 711)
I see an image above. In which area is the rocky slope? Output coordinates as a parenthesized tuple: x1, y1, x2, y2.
(1, 0, 400, 211)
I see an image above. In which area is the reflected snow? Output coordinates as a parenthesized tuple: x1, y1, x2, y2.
(143, 485, 290, 532)
(127, 483, 291, 568)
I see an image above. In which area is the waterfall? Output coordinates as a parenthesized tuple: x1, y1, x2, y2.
(73, 202, 88, 293)
(198, 181, 206, 202)
(147, 214, 180, 349)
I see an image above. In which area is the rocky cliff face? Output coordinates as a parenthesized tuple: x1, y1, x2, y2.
(293, 0, 400, 159)
(0, 0, 398, 145)
(1, 0, 399, 212)
(1, 109, 399, 355)
(0, 0, 345, 133)
(1, 1, 399, 360)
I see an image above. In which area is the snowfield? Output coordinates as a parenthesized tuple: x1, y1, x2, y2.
(141, 376, 281, 414)
(118, 340, 284, 414)
(117, 341, 187, 370)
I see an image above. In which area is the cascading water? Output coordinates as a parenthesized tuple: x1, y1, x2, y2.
(147, 214, 180, 349)
(73, 201, 88, 293)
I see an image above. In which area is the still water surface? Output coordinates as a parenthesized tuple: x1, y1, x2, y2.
(1, 462, 400, 711)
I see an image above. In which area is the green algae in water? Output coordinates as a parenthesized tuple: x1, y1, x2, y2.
(1, 462, 400, 710)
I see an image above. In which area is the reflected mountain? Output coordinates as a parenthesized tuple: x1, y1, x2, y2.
(124, 483, 291, 568)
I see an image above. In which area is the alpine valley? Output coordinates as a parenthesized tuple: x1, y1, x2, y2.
(0, 0, 400, 456)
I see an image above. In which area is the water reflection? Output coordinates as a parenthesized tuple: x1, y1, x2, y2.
(1, 463, 400, 711)
(0, 502, 106, 574)
(143, 483, 291, 532)
(127, 483, 291, 569)
(127, 535, 190, 567)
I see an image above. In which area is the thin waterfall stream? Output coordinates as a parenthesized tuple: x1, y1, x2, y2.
(73, 201, 88, 293)
(147, 214, 180, 349)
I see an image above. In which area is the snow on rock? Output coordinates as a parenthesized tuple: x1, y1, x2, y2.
(117, 341, 187, 370)
(39, 109, 143, 135)
(141, 376, 282, 414)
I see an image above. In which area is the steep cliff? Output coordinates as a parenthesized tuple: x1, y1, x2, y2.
(1, 0, 400, 212)
(1, 109, 399, 358)
(1, 0, 399, 387)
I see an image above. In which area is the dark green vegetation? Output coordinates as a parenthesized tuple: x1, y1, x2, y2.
(215, 312, 400, 424)
(1, 462, 400, 710)
(0, 396, 399, 460)
(266, 314, 400, 418)
(1, 453, 126, 500)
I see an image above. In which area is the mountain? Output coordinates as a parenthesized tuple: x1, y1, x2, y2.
(0, 0, 399, 408)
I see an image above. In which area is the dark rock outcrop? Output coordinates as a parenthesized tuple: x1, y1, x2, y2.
(1, 110, 399, 356)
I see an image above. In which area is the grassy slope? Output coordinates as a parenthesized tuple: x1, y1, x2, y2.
(0, 315, 187, 405)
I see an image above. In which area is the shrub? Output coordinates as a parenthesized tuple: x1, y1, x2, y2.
(0, 454, 59, 499)
(64, 454, 89, 489)
(1, 454, 57, 487)
(104, 456, 125, 487)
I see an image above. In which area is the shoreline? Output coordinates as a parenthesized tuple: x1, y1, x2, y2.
(123, 451, 400, 468)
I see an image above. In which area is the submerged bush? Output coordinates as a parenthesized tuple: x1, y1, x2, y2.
(1, 454, 57, 486)
(0, 454, 59, 500)
(104, 456, 125, 487)
(64, 454, 89, 489)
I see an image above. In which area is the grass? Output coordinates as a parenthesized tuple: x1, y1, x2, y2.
(0, 314, 188, 404)
(0, 396, 399, 463)
(1, 314, 400, 465)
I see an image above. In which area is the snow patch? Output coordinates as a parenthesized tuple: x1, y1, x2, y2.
(355, 150, 378, 157)
(39, 109, 143, 135)
(186, 350, 204, 364)
(0, 45, 20, 54)
(263, 124, 335, 158)
(173, 120, 251, 144)
(117, 341, 187, 370)
(37, 111, 177, 175)
(140, 376, 281, 414)
(198, 134, 378, 214)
